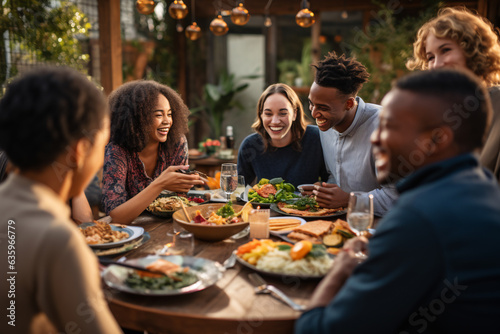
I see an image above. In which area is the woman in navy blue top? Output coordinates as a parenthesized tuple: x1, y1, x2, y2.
(238, 83, 328, 187)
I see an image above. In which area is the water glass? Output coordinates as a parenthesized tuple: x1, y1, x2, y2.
(162, 230, 194, 256)
(231, 175, 246, 201)
(220, 163, 238, 200)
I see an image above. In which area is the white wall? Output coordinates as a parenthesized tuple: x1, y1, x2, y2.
(226, 34, 265, 148)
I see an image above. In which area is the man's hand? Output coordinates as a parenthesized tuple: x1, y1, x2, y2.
(307, 236, 369, 309)
(312, 182, 349, 209)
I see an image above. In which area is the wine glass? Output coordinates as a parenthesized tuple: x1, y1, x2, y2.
(220, 163, 238, 201)
(347, 191, 374, 260)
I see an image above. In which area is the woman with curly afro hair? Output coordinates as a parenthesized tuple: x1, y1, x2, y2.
(406, 6, 500, 181)
(101, 80, 204, 223)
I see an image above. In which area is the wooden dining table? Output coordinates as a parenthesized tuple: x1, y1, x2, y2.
(101, 207, 345, 334)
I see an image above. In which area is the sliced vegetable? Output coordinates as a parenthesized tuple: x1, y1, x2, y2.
(258, 178, 269, 185)
(290, 240, 313, 260)
(337, 229, 356, 239)
(269, 177, 284, 185)
(323, 234, 343, 247)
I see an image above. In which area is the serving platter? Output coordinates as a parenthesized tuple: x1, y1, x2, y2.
(268, 216, 306, 236)
(80, 222, 144, 249)
(92, 232, 150, 257)
(235, 252, 332, 280)
(270, 203, 346, 219)
(101, 255, 223, 296)
(146, 193, 203, 218)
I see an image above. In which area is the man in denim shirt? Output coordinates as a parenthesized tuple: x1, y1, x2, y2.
(296, 69, 500, 334)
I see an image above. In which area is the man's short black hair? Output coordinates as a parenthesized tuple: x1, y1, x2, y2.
(395, 68, 491, 153)
(0, 66, 108, 171)
(313, 52, 370, 96)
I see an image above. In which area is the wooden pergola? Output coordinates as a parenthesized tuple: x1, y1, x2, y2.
(98, 0, 499, 96)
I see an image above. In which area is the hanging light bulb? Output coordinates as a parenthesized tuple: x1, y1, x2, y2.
(231, 2, 250, 26)
(185, 22, 202, 40)
(136, 0, 157, 15)
(210, 14, 229, 36)
(341, 10, 348, 19)
(169, 0, 189, 20)
(176, 22, 184, 32)
(296, 0, 315, 28)
(264, 16, 272, 27)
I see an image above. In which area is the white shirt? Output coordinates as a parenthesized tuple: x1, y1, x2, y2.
(320, 97, 398, 216)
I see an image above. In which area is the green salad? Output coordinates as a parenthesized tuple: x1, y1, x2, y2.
(247, 177, 300, 203)
(125, 271, 198, 291)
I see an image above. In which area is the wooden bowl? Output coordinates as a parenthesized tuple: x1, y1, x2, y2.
(172, 203, 249, 241)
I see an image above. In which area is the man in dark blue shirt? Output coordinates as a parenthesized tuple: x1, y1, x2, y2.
(295, 69, 500, 334)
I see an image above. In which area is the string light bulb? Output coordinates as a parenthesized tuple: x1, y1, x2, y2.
(264, 16, 272, 27)
(295, 0, 315, 28)
(231, 2, 250, 26)
(341, 10, 348, 19)
(185, 22, 202, 40)
(136, 0, 157, 15)
(169, 0, 188, 20)
(176, 22, 184, 32)
(210, 14, 229, 36)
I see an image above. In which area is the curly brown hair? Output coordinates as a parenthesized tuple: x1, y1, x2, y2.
(313, 52, 370, 96)
(406, 7, 500, 87)
(252, 83, 309, 152)
(108, 80, 189, 152)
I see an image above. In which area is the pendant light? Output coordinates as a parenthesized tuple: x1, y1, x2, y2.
(169, 0, 189, 20)
(210, 13, 229, 36)
(295, 0, 315, 28)
(185, 0, 202, 40)
(231, 1, 250, 26)
(136, 0, 157, 15)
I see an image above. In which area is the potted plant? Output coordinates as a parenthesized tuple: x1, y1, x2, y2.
(198, 70, 256, 138)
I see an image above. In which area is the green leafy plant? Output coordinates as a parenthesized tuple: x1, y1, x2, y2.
(346, 0, 440, 103)
(198, 70, 257, 138)
(0, 0, 90, 91)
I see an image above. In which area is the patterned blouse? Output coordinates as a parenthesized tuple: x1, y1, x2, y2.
(100, 136, 188, 214)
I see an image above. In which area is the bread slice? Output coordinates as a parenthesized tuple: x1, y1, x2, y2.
(287, 231, 319, 242)
(292, 220, 332, 238)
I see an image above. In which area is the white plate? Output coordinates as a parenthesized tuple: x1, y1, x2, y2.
(101, 255, 223, 296)
(269, 216, 306, 235)
(80, 223, 145, 249)
(236, 252, 333, 280)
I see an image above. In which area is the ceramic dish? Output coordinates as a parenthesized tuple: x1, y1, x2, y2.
(268, 216, 306, 236)
(172, 203, 249, 241)
(92, 232, 150, 257)
(80, 223, 144, 249)
(101, 255, 223, 296)
(270, 203, 347, 219)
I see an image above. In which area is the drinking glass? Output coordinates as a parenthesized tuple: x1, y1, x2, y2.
(161, 230, 194, 256)
(347, 192, 374, 260)
(249, 209, 270, 239)
(231, 175, 245, 201)
(220, 163, 238, 201)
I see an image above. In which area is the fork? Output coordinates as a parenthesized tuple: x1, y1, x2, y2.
(248, 273, 306, 311)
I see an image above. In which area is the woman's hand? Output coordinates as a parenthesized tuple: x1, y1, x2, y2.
(313, 182, 349, 209)
(154, 165, 205, 193)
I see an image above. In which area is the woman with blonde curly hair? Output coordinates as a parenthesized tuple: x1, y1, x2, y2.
(237, 83, 328, 186)
(407, 6, 500, 181)
(101, 80, 204, 223)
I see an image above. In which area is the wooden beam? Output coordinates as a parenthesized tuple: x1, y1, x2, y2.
(98, 0, 122, 95)
(265, 16, 278, 86)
